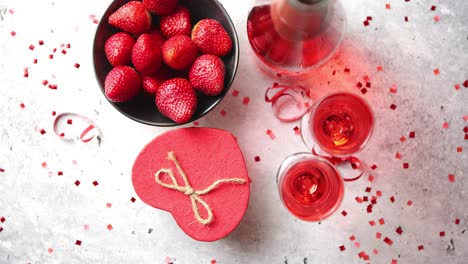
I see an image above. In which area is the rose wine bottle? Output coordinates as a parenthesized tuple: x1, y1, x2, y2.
(277, 153, 344, 221)
(247, 0, 346, 76)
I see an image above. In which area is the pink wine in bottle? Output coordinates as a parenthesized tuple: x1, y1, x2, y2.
(277, 153, 344, 221)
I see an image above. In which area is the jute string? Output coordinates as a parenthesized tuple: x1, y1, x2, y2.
(154, 151, 247, 225)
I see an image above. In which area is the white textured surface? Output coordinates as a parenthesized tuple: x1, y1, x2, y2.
(0, 0, 467, 263)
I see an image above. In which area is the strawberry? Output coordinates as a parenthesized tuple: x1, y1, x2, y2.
(149, 28, 165, 48)
(160, 6, 191, 38)
(105, 66, 141, 102)
(104, 32, 135, 67)
(189, 55, 225, 96)
(132, 33, 162, 75)
(156, 78, 197, 124)
(191, 19, 232, 56)
(142, 66, 174, 95)
(143, 0, 178, 15)
(162, 35, 198, 70)
(108, 1, 151, 35)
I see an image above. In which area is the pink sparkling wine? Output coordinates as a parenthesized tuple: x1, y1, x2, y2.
(278, 154, 344, 221)
(310, 93, 374, 156)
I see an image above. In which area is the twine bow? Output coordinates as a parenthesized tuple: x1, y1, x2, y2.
(154, 152, 247, 225)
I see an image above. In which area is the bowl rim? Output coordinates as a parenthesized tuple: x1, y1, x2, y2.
(92, 0, 240, 127)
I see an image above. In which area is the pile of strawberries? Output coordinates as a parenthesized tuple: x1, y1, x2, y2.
(103, 0, 233, 123)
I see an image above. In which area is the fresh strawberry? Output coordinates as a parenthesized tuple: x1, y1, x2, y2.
(143, 0, 178, 15)
(105, 66, 141, 102)
(191, 19, 232, 56)
(108, 1, 151, 35)
(162, 35, 198, 70)
(105, 32, 136, 67)
(132, 33, 162, 75)
(142, 66, 174, 95)
(189, 55, 225, 96)
(160, 6, 191, 38)
(156, 78, 197, 124)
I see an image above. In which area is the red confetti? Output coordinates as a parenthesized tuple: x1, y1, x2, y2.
(418, 245, 424, 251)
(407, 200, 413, 206)
(232, 90, 239, 96)
(448, 174, 455, 183)
(42, 80, 49, 86)
(365, 187, 372, 193)
(354, 242, 361, 248)
(464, 115, 468, 122)
(431, 5, 436, 11)
(23, 68, 29, 78)
(368, 175, 375, 182)
(130, 197, 136, 203)
(107, 224, 113, 231)
(433, 69, 440, 75)
(463, 126, 468, 133)
(434, 15, 440, 22)
(373, 249, 379, 255)
(0, 217, 5, 223)
(355, 196, 363, 203)
(377, 66, 383, 71)
(376, 232, 382, 239)
(193, 121, 199, 126)
(67, 119, 73, 125)
(92, 181, 99, 186)
(220, 110, 227, 117)
(266, 129, 275, 140)
(0, 168, 4, 173)
(363, 196, 368, 202)
(66, 43, 71, 49)
(395, 151, 402, 159)
(341, 210, 347, 216)
(379, 218, 385, 225)
(371, 164, 378, 170)
(376, 190, 382, 197)
(29, 44, 35, 51)
(38, 40, 44, 45)
(254, 156, 261, 162)
(409, 131, 415, 138)
(369, 220, 376, 226)
(443, 122, 449, 129)
(349, 235, 356, 241)
(75, 240, 82, 246)
(39, 128, 46, 135)
(33, 58, 38, 64)
(439, 231, 445, 237)
(293, 126, 300, 135)
(74, 63, 80, 69)
(389, 84, 398, 94)
(49, 54, 54, 59)
(403, 163, 409, 169)
(455, 84, 461, 90)
(395, 226, 403, 235)
(0, 227, 3, 232)
(74, 180, 80, 186)
(456, 147, 463, 153)
(48, 248, 54, 254)
(8, 9, 14, 14)
(61, 49, 67, 55)
(455, 218, 460, 225)
(19, 103, 25, 109)
(390, 196, 395, 203)
(242, 97, 250, 105)
(367, 204, 373, 213)
(41, 162, 47, 168)
(344, 68, 350, 73)
(391, 259, 398, 264)
(366, 82, 371, 88)
(211, 260, 217, 264)
(57, 171, 63, 176)
(463, 80, 468, 88)
(48, 84, 57, 89)
(405, 16, 409, 22)
(361, 88, 368, 95)
(10, 31, 16, 37)
(106, 203, 112, 208)
(390, 104, 397, 110)
(339, 245, 346, 251)
(386, 3, 391, 9)
(383, 237, 393, 246)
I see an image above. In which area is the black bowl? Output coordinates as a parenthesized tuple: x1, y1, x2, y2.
(93, 0, 239, 126)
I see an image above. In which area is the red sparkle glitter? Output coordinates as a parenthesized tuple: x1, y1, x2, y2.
(341, 210, 347, 216)
(395, 226, 403, 235)
(67, 119, 73, 125)
(390, 84, 398, 94)
(42, 80, 49, 86)
(395, 151, 402, 159)
(409, 131, 415, 138)
(92, 181, 99, 186)
(386, 3, 391, 9)
(433, 69, 440, 75)
(418, 245, 424, 251)
(53, 48, 57, 53)
(439, 231, 445, 237)
(403, 163, 409, 169)
(266, 129, 275, 140)
(74, 63, 80, 68)
(356, 82, 363, 88)
(373, 249, 379, 255)
(355, 196, 363, 203)
(61, 49, 67, 55)
(376, 190, 382, 197)
(75, 240, 82, 246)
(368, 175, 375, 182)
(0, 217, 5, 223)
(464, 134, 468, 140)
(463, 126, 468, 133)
(361, 88, 368, 95)
(369, 220, 376, 226)
(365, 187, 372, 193)
(232, 90, 239, 96)
(391, 259, 398, 264)
(48, 84, 57, 89)
(455, 218, 460, 225)
(107, 224, 113, 231)
(242, 97, 250, 105)
(463, 80, 468, 88)
(106, 203, 112, 208)
(10, 31, 16, 36)
(354, 242, 361, 248)
(443, 122, 449, 129)
(371, 164, 377, 170)
(130, 197, 136, 203)
(49, 54, 54, 59)
(349, 235, 356, 241)
(371, 196, 377, 205)
(366, 82, 371, 88)
(74, 180, 80, 186)
(220, 110, 227, 117)
(29, 44, 35, 50)
(405, 16, 409, 22)
(66, 44, 71, 49)
(8, 9, 14, 14)
(339, 245, 346, 251)
(57, 171, 63, 176)
(456, 147, 463, 153)
(407, 200, 413, 206)
(193, 121, 199, 126)
(293, 126, 300, 135)
(464, 115, 468, 122)
(38, 40, 44, 45)
(344, 68, 350, 73)
(448, 174, 455, 183)
(383, 237, 393, 246)
(376, 232, 382, 239)
(48, 248, 54, 254)
(0, 168, 4, 173)
(23, 68, 29, 78)
(363, 196, 368, 202)
(41, 162, 47, 168)
(20, 103, 25, 109)
(434, 15, 440, 22)
(431, 5, 436, 11)
(0, 227, 3, 232)
(390, 196, 395, 203)
(254, 156, 261, 162)
(39, 128, 46, 135)
(390, 104, 397, 110)
(367, 204, 373, 213)
(33, 58, 38, 64)
(211, 260, 217, 264)
(455, 84, 461, 90)
(379, 218, 385, 225)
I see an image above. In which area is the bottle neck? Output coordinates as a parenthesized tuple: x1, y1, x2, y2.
(271, 0, 332, 41)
